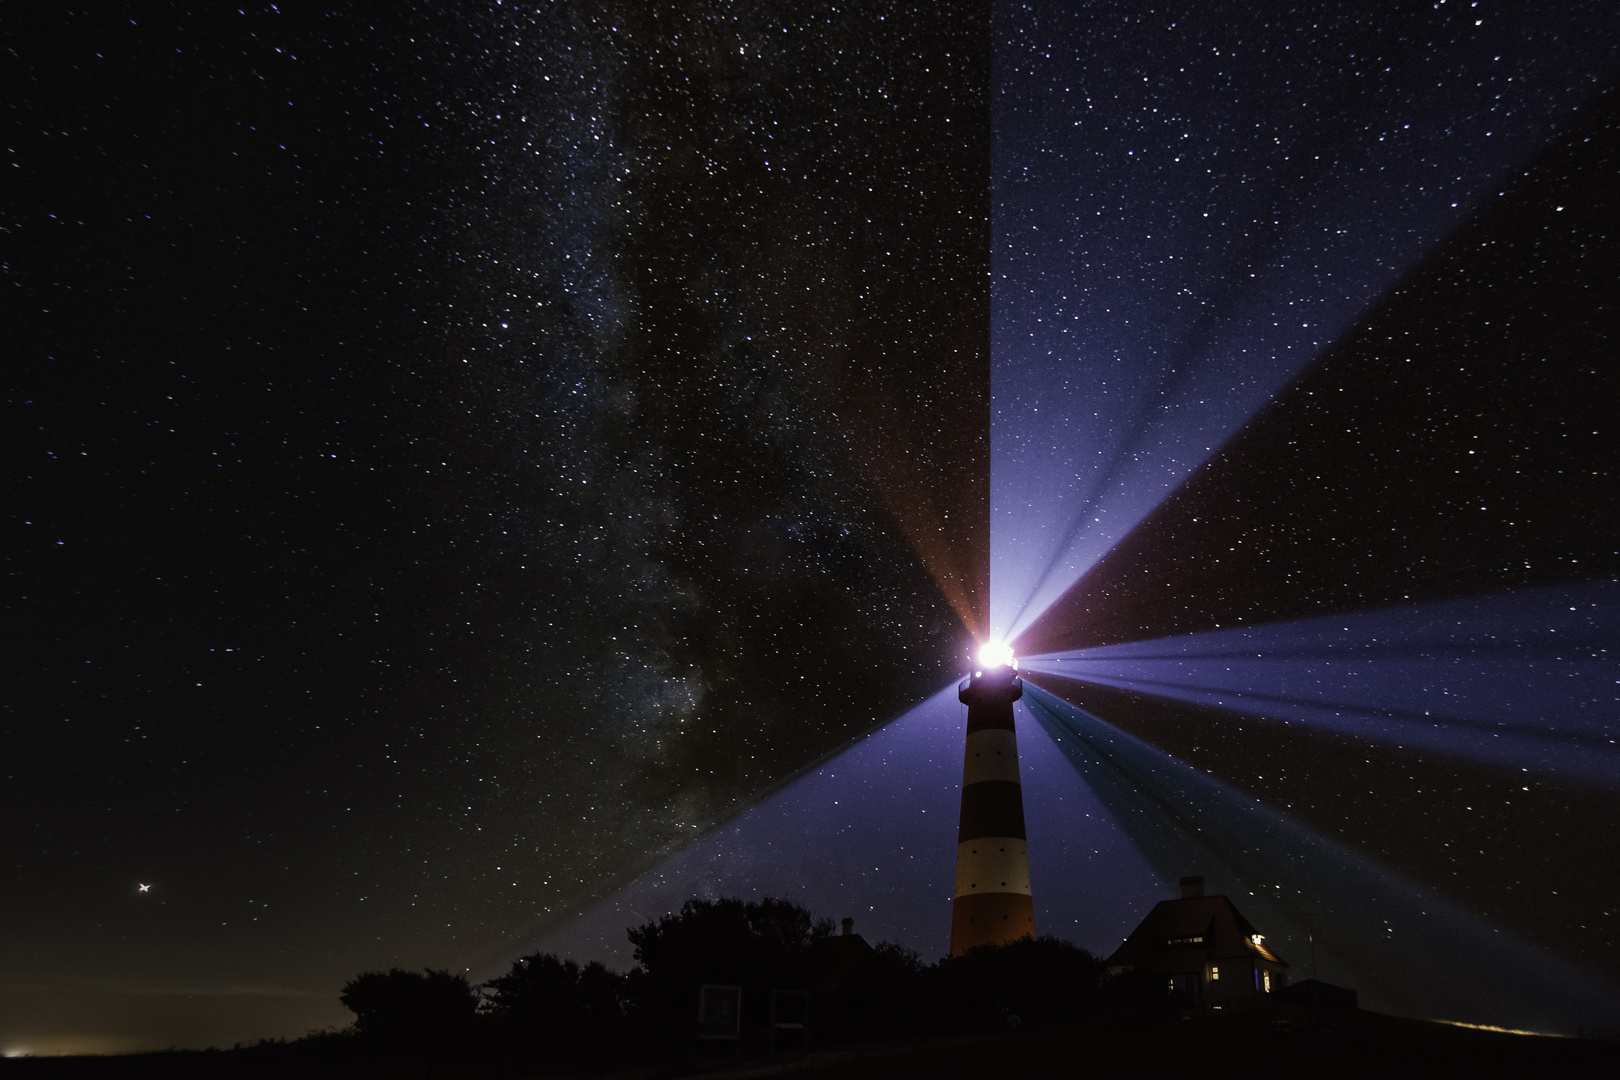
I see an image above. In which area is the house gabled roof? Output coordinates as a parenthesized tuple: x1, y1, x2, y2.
(1105, 894, 1287, 970)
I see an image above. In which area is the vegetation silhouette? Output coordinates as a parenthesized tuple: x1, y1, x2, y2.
(482, 952, 625, 1055)
(623, 896, 833, 1046)
(329, 897, 1118, 1065)
(933, 935, 1105, 1027)
(18, 899, 1612, 1076)
(337, 968, 478, 1046)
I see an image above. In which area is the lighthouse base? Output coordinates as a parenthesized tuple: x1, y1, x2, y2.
(949, 891, 1036, 956)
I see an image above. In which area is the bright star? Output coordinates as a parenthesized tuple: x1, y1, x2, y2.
(138, 884, 150, 893)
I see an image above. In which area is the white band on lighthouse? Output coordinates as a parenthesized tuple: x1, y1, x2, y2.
(953, 838, 1031, 897)
(961, 728, 1022, 786)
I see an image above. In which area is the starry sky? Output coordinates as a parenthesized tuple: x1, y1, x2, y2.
(6, 0, 1617, 1055)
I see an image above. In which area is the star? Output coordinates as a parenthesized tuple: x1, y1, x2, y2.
(138, 884, 150, 893)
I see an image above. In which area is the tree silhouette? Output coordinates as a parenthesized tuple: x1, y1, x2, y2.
(625, 896, 833, 1044)
(934, 936, 1103, 1025)
(339, 968, 478, 1044)
(483, 952, 623, 1052)
(628, 896, 832, 989)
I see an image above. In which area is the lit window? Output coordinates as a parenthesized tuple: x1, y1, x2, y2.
(1210, 965, 1220, 981)
(1263, 971, 1272, 992)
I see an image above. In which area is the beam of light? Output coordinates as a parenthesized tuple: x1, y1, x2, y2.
(989, 1, 1620, 644)
(1018, 582, 1620, 784)
(1019, 683, 1620, 1035)
(834, 391, 989, 639)
(501, 683, 970, 972)
(501, 680, 1171, 977)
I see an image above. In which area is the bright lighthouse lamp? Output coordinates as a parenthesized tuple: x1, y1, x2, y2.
(978, 641, 1016, 670)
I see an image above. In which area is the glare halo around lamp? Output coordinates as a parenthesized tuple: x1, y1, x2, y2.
(977, 640, 1016, 670)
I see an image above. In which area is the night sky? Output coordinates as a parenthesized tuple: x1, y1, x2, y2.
(6, 0, 1618, 1055)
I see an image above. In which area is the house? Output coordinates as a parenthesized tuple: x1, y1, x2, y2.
(812, 917, 875, 991)
(1105, 876, 1288, 1012)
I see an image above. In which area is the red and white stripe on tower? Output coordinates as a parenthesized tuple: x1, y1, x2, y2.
(948, 644, 1035, 956)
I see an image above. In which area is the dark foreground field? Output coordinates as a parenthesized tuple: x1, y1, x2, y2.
(3, 1008, 1615, 1080)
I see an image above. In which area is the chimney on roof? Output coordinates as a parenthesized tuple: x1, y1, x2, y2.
(842, 917, 854, 937)
(1180, 875, 1205, 899)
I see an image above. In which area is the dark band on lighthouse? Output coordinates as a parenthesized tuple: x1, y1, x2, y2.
(949, 660, 1035, 956)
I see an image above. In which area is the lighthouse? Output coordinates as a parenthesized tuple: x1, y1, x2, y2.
(949, 643, 1035, 955)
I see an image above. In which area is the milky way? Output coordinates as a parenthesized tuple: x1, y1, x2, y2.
(535, 0, 1620, 1037)
(6, 0, 1617, 1054)
(9, 0, 989, 1054)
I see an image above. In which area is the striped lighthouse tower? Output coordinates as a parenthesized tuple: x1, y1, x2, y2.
(949, 651, 1035, 955)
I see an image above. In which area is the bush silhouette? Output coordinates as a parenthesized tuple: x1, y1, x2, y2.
(934, 936, 1104, 1026)
(483, 952, 624, 1051)
(332, 902, 1106, 1058)
(339, 968, 478, 1044)
(628, 896, 831, 988)
(624, 896, 832, 1045)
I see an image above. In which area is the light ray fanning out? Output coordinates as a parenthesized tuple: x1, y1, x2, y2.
(509, 682, 1169, 976)
(1020, 582, 1620, 784)
(1021, 684, 1620, 1035)
(990, 1, 1620, 642)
